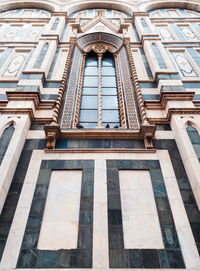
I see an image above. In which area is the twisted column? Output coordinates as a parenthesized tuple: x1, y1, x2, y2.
(114, 54, 126, 128)
(97, 53, 103, 128)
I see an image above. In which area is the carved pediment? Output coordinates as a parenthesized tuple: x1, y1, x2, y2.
(81, 15, 119, 34)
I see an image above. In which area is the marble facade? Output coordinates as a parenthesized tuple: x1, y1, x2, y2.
(0, 0, 199, 270)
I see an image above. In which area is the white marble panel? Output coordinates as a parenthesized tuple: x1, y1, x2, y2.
(37, 170, 82, 250)
(119, 170, 164, 249)
(93, 159, 109, 269)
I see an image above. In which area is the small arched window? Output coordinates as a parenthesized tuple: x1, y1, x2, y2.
(0, 124, 14, 165)
(187, 124, 200, 160)
(78, 51, 120, 128)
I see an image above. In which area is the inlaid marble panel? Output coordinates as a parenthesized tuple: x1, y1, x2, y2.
(37, 170, 82, 250)
(157, 26, 174, 41)
(2, 51, 29, 78)
(0, 25, 23, 41)
(171, 52, 198, 77)
(179, 26, 198, 40)
(119, 170, 164, 249)
(107, 159, 185, 269)
(17, 160, 94, 268)
(26, 26, 43, 41)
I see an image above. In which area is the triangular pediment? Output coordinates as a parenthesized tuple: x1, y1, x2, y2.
(81, 15, 119, 34)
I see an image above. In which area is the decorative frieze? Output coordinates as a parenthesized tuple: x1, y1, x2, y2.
(73, 53, 86, 127)
(52, 39, 75, 124)
(77, 32, 123, 50)
(60, 47, 81, 129)
(118, 46, 140, 129)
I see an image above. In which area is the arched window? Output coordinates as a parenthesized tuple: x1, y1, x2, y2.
(187, 124, 200, 160)
(0, 124, 14, 165)
(78, 51, 120, 128)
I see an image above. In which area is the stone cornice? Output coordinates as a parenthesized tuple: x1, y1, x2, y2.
(44, 123, 156, 149)
(145, 92, 195, 110)
(147, 108, 200, 124)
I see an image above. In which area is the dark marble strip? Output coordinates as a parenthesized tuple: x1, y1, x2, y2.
(107, 159, 185, 269)
(34, 43, 49, 69)
(55, 139, 145, 149)
(17, 160, 94, 268)
(0, 150, 32, 260)
(30, 124, 44, 130)
(0, 139, 46, 261)
(154, 139, 200, 255)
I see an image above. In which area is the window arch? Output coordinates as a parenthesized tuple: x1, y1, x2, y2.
(60, 33, 140, 130)
(78, 50, 120, 128)
(0, 123, 14, 166)
(0, 8, 50, 18)
(150, 8, 200, 18)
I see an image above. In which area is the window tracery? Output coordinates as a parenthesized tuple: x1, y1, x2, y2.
(77, 50, 120, 129)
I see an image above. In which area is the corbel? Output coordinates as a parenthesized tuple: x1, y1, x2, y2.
(141, 124, 156, 149)
(118, 23, 129, 34)
(72, 18, 82, 33)
(44, 123, 60, 149)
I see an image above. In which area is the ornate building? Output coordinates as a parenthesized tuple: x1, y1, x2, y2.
(0, 0, 199, 269)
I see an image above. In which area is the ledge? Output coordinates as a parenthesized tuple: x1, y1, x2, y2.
(45, 148, 157, 153)
(44, 123, 156, 149)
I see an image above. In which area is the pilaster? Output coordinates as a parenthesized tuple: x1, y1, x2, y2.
(171, 114, 200, 210)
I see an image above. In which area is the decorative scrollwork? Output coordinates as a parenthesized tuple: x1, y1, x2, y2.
(77, 32, 123, 51)
(118, 47, 140, 129)
(84, 42, 116, 54)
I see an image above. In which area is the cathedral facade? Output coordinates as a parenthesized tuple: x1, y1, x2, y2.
(0, 0, 199, 269)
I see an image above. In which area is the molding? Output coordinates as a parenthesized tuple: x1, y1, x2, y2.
(145, 91, 195, 110)
(45, 148, 157, 153)
(142, 0, 200, 13)
(44, 124, 156, 149)
(148, 108, 200, 124)
(0, 108, 52, 123)
(5, 91, 54, 110)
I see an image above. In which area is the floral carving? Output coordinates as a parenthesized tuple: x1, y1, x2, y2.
(77, 33, 123, 50)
